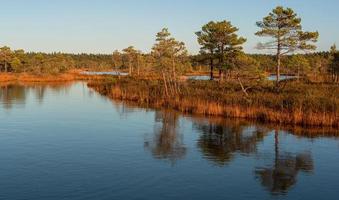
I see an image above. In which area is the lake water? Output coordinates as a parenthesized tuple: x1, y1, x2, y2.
(188, 75, 211, 80)
(0, 82, 338, 200)
(188, 75, 298, 81)
(268, 75, 298, 81)
(81, 71, 129, 76)
(80, 73, 296, 82)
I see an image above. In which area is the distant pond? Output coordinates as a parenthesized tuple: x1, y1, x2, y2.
(81, 73, 298, 82)
(187, 75, 211, 80)
(187, 74, 299, 81)
(268, 74, 299, 81)
(81, 71, 129, 76)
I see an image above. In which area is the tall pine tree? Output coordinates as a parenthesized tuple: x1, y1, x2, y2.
(255, 6, 319, 85)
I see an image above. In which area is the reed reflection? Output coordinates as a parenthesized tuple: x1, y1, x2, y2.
(0, 84, 26, 109)
(144, 111, 186, 165)
(0, 83, 71, 109)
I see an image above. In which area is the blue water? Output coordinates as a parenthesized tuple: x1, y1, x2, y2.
(81, 71, 129, 76)
(0, 82, 338, 200)
(188, 75, 298, 81)
(188, 75, 211, 80)
(268, 75, 298, 81)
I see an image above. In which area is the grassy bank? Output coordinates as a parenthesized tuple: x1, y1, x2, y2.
(0, 71, 109, 83)
(88, 77, 339, 127)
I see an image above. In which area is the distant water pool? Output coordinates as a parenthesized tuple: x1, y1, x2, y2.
(81, 71, 129, 76)
(268, 74, 298, 81)
(188, 75, 211, 80)
(187, 74, 298, 81)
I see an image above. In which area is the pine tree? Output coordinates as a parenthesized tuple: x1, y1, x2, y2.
(152, 28, 188, 76)
(255, 6, 319, 85)
(0, 46, 13, 72)
(196, 22, 218, 80)
(196, 21, 246, 81)
(152, 28, 188, 96)
(123, 46, 138, 75)
(329, 44, 339, 82)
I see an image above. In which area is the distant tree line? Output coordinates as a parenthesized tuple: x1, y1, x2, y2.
(0, 48, 113, 74)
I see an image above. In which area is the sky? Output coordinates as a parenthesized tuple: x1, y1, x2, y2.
(0, 0, 338, 54)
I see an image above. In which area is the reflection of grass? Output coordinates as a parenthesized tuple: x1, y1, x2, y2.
(190, 117, 339, 138)
(89, 77, 339, 127)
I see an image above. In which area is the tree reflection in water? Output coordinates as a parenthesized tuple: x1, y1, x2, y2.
(0, 84, 26, 109)
(254, 130, 314, 195)
(144, 111, 186, 165)
(194, 119, 268, 166)
(194, 118, 316, 195)
(0, 83, 71, 110)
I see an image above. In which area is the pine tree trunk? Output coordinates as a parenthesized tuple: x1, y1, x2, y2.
(172, 56, 177, 82)
(129, 60, 132, 75)
(219, 67, 223, 81)
(276, 34, 282, 86)
(210, 57, 214, 80)
(276, 51, 281, 85)
(219, 45, 224, 82)
(137, 57, 140, 77)
(162, 72, 169, 97)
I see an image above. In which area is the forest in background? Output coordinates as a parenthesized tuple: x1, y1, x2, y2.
(0, 43, 338, 82)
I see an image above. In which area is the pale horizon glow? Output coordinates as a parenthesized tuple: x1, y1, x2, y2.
(0, 0, 338, 54)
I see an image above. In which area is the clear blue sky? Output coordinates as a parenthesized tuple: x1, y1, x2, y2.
(0, 0, 338, 54)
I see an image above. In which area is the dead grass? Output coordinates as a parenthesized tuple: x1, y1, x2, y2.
(88, 77, 339, 127)
(0, 71, 109, 83)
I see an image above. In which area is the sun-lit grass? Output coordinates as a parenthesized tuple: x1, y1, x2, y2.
(0, 71, 110, 82)
(88, 77, 339, 127)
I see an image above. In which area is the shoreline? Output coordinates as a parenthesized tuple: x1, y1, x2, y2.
(0, 71, 110, 83)
(90, 90, 339, 135)
(1, 72, 338, 128)
(87, 78, 339, 128)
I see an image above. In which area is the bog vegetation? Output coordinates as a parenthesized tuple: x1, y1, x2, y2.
(0, 6, 338, 126)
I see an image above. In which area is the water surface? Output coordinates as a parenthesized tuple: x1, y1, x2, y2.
(188, 75, 211, 80)
(0, 82, 338, 200)
(268, 75, 299, 81)
(81, 71, 129, 76)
